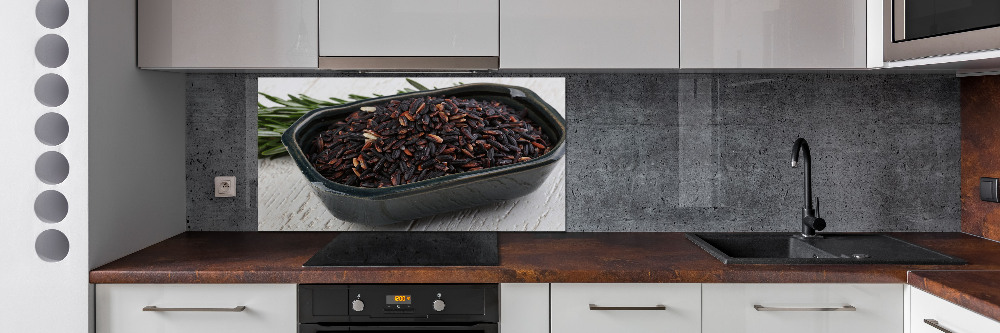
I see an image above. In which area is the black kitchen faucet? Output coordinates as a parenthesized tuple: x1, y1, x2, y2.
(791, 138, 826, 238)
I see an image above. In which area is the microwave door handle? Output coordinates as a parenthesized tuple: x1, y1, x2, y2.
(893, 0, 906, 41)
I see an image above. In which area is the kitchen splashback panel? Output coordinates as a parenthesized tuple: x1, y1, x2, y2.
(186, 73, 960, 232)
(256, 77, 566, 231)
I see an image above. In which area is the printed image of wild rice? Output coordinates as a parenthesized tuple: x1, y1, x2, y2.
(308, 95, 551, 188)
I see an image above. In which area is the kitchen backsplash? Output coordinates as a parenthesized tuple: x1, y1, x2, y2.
(186, 73, 960, 232)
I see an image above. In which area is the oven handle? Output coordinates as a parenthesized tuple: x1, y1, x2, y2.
(892, 0, 906, 41)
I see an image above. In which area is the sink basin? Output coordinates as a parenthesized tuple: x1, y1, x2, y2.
(686, 233, 966, 265)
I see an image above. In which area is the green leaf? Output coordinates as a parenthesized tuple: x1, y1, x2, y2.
(407, 78, 429, 91)
(258, 130, 283, 137)
(329, 97, 349, 104)
(259, 138, 281, 147)
(259, 92, 304, 107)
(298, 94, 329, 105)
(258, 119, 284, 126)
(348, 94, 372, 100)
(259, 107, 310, 114)
(258, 139, 280, 148)
(258, 114, 297, 118)
(260, 145, 287, 156)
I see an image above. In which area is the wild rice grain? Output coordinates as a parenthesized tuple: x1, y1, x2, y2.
(308, 95, 552, 188)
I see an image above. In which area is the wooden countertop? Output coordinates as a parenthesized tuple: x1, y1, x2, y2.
(908, 270, 1000, 323)
(90, 232, 1000, 322)
(91, 232, 1000, 284)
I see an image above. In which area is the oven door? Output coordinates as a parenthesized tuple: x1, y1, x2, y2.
(300, 323, 498, 333)
(885, 0, 1000, 61)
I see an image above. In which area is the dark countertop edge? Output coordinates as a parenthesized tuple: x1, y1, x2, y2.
(908, 270, 1000, 324)
(88, 271, 910, 284)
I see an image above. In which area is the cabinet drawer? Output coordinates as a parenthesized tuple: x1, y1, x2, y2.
(550, 283, 700, 333)
(911, 287, 1000, 333)
(96, 284, 296, 333)
(319, 0, 499, 57)
(702, 283, 903, 333)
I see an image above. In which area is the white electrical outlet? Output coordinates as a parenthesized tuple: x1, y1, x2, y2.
(215, 176, 236, 197)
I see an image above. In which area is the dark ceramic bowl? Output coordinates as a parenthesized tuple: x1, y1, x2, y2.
(281, 83, 566, 226)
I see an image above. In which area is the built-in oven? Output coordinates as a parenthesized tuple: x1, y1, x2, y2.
(299, 284, 498, 333)
(884, 0, 1000, 61)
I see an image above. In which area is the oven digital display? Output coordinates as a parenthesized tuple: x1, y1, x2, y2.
(386, 295, 412, 304)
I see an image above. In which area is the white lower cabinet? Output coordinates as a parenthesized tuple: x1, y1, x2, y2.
(96, 282, 1000, 333)
(702, 283, 903, 333)
(95, 284, 297, 333)
(550, 283, 702, 333)
(500, 283, 549, 333)
(910, 287, 1000, 333)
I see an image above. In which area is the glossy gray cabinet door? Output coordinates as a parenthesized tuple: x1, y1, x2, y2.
(319, 0, 499, 57)
(501, 0, 680, 69)
(138, 0, 317, 69)
(681, 0, 869, 68)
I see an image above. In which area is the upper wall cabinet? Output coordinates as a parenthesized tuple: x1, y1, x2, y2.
(137, 0, 882, 70)
(138, 0, 318, 69)
(681, 0, 874, 68)
(500, 0, 680, 69)
(318, 0, 499, 70)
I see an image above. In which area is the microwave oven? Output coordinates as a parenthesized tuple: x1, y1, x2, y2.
(884, 0, 1000, 62)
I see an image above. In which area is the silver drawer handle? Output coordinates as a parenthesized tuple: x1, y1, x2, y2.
(589, 304, 667, 311)
(924, 319, 955, 333)
(143, 306, 246, 312)
(754, 305, 856, 312)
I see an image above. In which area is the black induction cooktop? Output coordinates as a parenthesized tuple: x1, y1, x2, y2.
(303, 232, 499, 266)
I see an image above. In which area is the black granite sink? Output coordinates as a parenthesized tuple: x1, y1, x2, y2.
(686, 233, 966, 265)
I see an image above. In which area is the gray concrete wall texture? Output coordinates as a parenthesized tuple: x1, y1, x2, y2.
(186, 73, 960, 232)
(186, 74, 258, 231)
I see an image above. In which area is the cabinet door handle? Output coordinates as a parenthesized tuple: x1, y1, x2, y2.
(924, 319, 955, 333)
(143, 306, 247, 312)
(589, 304, 666, 311)
(753, 305, 856, 312)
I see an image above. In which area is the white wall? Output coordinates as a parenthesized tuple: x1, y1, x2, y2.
(0, 0, 185, 332)
(0, 0, 90, 331)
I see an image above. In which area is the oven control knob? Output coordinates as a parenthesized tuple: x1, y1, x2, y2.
(432, 299, 446, 312)
(352, 299, 365, 312)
